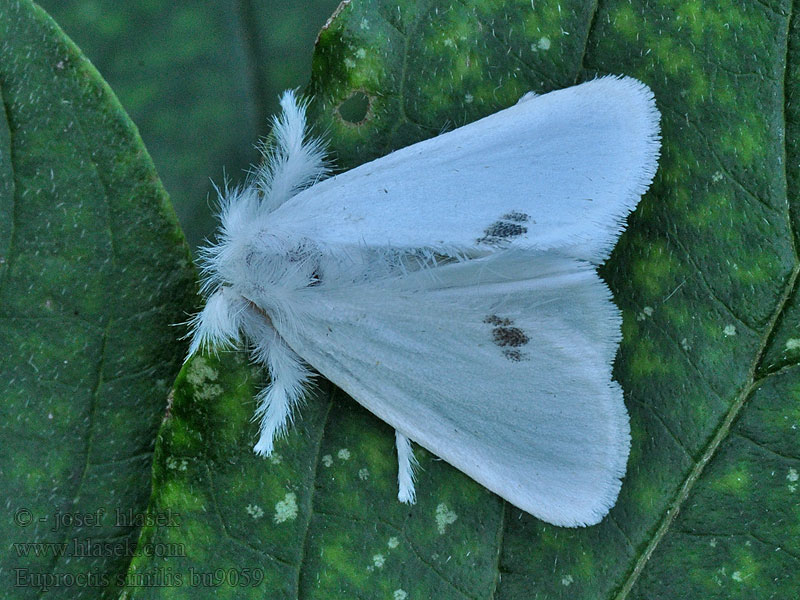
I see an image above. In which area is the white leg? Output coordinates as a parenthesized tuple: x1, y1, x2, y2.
(185, 286, 245, 360)
(395, 430, 418, 504)
(252, 336, 312, 456)
(242, 307, 313, 456)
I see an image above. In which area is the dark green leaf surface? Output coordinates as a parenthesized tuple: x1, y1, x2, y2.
(129, 0, 800, 598)
(0, 0, 196, 597)
(34, 0, 343, 251)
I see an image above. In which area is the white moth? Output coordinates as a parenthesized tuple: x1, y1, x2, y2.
(187, 76, 661, 527)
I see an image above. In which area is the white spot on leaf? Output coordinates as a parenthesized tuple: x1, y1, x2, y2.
(337, 448, 351, 460)
(435, 503, 458, 534)
(165, 456, 188, 471)
(786, 338, 800, 352)
(387, 536, 399, 549)
(322, 454, 333, 467)
(358, 467, 370, 480)
(393, 590, 407, 600)
(274, 492, 298, 524)
(245, 504, 264, 519)
(186, 356, 218, 385)
(637, 306, 654, 321)
(723, 324, 737, 337)
(372, 553, 385, 568)
(186, 357, 223, 399)
(537, 36, 551, 50)
(561, 574, 574, 586)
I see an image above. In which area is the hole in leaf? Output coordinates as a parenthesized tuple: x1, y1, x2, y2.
(338, 91, 370, 124)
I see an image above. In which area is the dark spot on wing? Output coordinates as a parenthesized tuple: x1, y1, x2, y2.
(484, 221, 526, 239)
(503, 349, 528, 362)
(492, 326, 529, 347)
(501, 211, 530, 223)
(484, 314, 511, 326)
(484, 314, 530, 361)
(477, 211, 530, 244)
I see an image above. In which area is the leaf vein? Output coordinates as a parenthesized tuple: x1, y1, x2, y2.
(576, 0, 601, 82)
(312, 507, 478, 599)
(732, 429, 800, 462)
(616, 5, 800, 583)
(451, 0, 561, 91)
(629, 397, 694, 461)
(616, 259, 800, 599)
(488, 503, 506, 599)
(676, 530, 800, 562)
(628, 295, 727, 401)
(43, 324, 109, 588)
(609, 514, 636, 553)
(665, 231, 757, 331)
(0, 77, 16, 295)
(202, 462, 295, 567)
(296, 388, 336, 598)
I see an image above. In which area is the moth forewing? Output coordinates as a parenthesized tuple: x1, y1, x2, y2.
(187, 77, 661, 527)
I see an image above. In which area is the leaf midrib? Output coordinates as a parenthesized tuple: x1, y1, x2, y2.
(614, 268, 800, 599)
(296, 388, 335, 598)
(0, 78, 17, 297)
(615, 0, 799, 596)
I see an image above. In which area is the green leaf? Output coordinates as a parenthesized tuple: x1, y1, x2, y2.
(34, 0, 343, 250)
(0, 0, 196, 596)
(128, 0, 800, 598)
